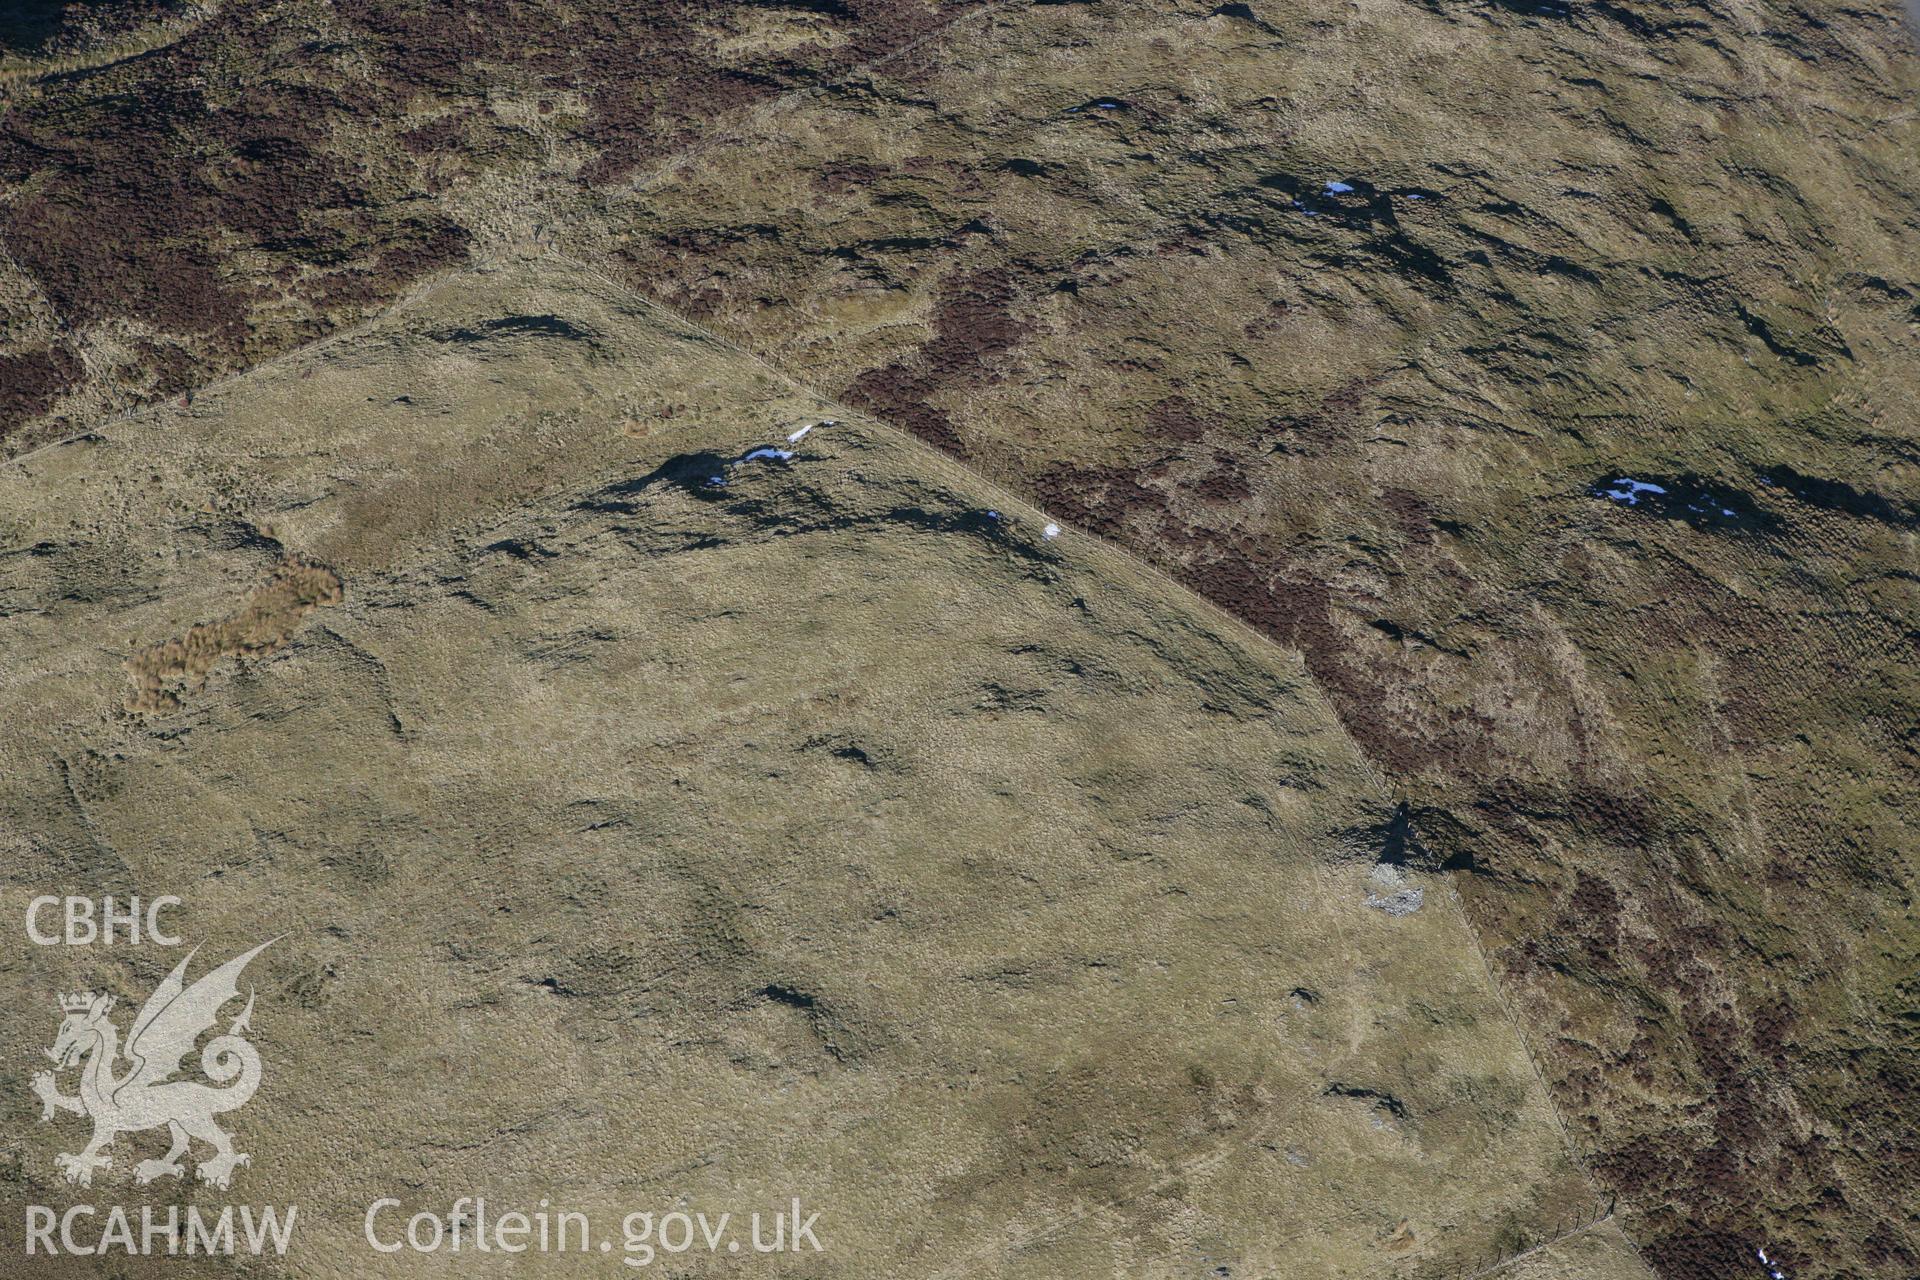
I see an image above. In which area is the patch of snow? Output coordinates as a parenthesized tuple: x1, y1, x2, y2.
(1596, 477, 1668, 505)
(786, 424, 814, 444)
(1042, 522, 1061, 539)
(738, 447, 794, 465)
(986, 510, 1002, 521)
(1406, 193, 1423, 200)
(705, 475, 727, 488)
(1325, 180, 1356, 194)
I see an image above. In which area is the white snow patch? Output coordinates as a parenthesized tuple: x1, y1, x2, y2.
(1325, 180, 1356, 194)
(1597, 477, 1667, 505)
(786, 424, 814, 444)
(738, 447, 794, 465)
(1042, 522, 1061, 539)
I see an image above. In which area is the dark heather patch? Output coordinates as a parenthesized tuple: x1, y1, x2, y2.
(554, 0, 986, 184)
(1179, 541, 1503, 779)
(0, 0, 980, 435)
(399, 112, 473, 158)
(1645, 1230, 1767, 1280)
(1195, 453, 1252, 503)
(1379, 487, 1434, 544)
(930, 267, 1026, 374)
(0, 5, 477, 437)
(1146, 395, 1219, 442)
(814, 160, 887, 191)
(0, 344, 82, 440)
(1032, 461, 1168, 540)
(844, 370, 970, 454)
(0, 0, 191, 58)
(846, 266, 1027, 457)
(1261, 412, 1344, 456)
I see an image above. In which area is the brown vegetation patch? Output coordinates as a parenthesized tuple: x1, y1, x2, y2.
(0, 343, 81, 439)
(2, 1, 985, 439)
(125, 559, 343, 712)
(336, 0, 983, 185)
(1032, 460, 1168, 540)
(1196, 452, 1252, 503)
(0, 9, 474, 441)
(0, 0, 190, 59)
(845, 266, 1027, 456)
(1143, 394, 1217, 443)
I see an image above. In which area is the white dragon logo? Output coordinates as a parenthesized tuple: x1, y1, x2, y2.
(31, 940, 274, 1190)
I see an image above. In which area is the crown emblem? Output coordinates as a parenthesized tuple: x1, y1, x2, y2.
(59, 992, 97, 1013)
